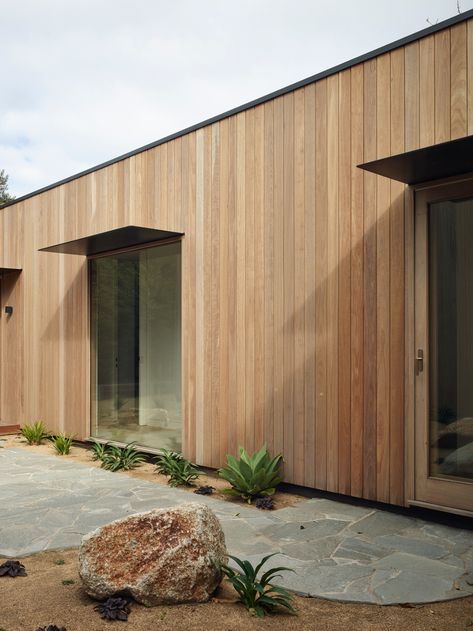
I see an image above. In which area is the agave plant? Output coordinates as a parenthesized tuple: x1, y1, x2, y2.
(218, 446, 283, 503)
(101, 442, 146, 472)
(221, 553, 296, 618)
(49, 433, 74, 455)
(89, 439, 108, 462)
(155, 450, 201, 486)
(20, 420, 49, 445)
(154, 449, 183, 475)
(0, 559, 27, 577)
(94, 596, 130, 621)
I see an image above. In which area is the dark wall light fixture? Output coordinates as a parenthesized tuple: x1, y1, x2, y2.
(4, 306, 13, 315)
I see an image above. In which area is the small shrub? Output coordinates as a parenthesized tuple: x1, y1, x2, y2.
(154, 449, 183, 475)
(255, 496, 274, 510)
(50, 433, 73, 455)
(54, 559, 65, 566)
(90, 440, 108, 462)
(194, 485, 216, 495)
(221, 553, 296, 618)
(61, 579, 75, 585)
(20, 420, 49, 445)
(155, 450, 202, 486)
(100, 442, 146, 472)
(94, 596, 130, 621)
(35, 627, 67, 631)
(0, 560, 27, 577)
(218, 446, 283, 503)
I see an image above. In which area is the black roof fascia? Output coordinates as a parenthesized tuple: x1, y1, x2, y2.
(3, 8, 473, 210)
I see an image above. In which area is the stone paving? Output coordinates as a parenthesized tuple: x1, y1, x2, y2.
(1, 447, 473, 605)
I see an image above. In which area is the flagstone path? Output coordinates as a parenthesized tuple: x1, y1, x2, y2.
(1, 448, 472, 605)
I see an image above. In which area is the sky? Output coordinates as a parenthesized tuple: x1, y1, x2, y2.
(2, 0, 473, 197)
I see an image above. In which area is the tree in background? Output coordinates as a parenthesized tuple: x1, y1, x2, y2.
(0, 169, 15, 204)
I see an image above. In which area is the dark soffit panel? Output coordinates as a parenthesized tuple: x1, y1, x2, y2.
(358, 135, 473, 185)
(39, 226, 182, 256)
(0, 267, 22, 275)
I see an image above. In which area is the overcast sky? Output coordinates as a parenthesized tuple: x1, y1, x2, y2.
(2, 0, 472, 197)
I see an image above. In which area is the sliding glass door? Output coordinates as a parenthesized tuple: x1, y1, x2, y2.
(90, 241, 181, 451)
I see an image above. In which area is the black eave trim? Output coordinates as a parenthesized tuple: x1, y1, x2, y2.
(3, 8, 473, 210)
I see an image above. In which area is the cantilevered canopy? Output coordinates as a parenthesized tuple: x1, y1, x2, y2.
(0, 267, 21, 276)
(358, 135, 473, 185)
(39, 226, 182, 256)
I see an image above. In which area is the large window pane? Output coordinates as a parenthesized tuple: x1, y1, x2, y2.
(90, 242, 181, 451)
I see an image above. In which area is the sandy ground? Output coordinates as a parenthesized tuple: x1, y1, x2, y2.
(0, 434, 302, 510)
(0, 549, 472, 631)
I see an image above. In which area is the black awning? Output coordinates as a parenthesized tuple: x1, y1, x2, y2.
(39, 226, 182, 256)
(0, 267, 21, 276)
(358, 135, 473, 184)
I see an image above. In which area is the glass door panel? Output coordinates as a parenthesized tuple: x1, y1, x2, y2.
(90, 241, 181, 451)
(429, 199, 473, 481)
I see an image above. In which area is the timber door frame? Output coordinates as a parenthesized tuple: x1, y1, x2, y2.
(407, 175, 473, 516)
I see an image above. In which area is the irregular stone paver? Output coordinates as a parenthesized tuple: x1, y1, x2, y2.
(1, 447, 473, 605)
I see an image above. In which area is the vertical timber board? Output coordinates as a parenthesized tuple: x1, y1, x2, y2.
(254, 105, 266, 451)
(236, 112, 246, 453)
(468, 19, 473, 134)
(202, 125, 213, 465)
(419, 35, 435, 147)
(434, 29, 451, 144)
(390, 47, 406, 506)
(450, 23, 467, 140)
(283, 92, 295, 481)
(218, 118, 230, 465)
(245, 108, 256, 456)
(273, 97, 285, 459)
(314, 79, 328, 490)
(376, 53, 391, 504)
(263, 101, 275, 455)
(303, 83, 316, 488)
(326, 74, 339, 494)
(350, 63, 364, 498)
(363, 59, 377, 500)
(294, 87, 306, 486)
(227, 116, 238, 459)
(338, 69, 352, 496)
(210, 123, 221, 468)
(405, 42, 420, 152)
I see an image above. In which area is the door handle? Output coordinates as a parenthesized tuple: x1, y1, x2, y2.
(416, 349, 424, 375)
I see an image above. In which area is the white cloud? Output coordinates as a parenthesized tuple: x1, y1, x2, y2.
(1, 0, 471, 196)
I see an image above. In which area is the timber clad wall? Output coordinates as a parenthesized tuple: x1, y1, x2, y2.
(1, 18, 473, 505)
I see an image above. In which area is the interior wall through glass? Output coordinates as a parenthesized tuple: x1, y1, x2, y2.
(90, 241, 181, 451)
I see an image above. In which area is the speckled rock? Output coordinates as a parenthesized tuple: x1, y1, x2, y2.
(78, 503, 227, 606)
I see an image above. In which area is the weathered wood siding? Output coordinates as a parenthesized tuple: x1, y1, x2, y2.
(1, 19, 472, 505)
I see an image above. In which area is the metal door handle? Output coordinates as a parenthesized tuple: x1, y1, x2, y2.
(416, 349, 424, 374)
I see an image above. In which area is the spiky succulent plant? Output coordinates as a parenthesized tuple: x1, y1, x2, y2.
(0, 560, 27, 577)
(193, 485, 216, 495)
(94, 596, 130, 621)
(255, 496, 274, 510)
